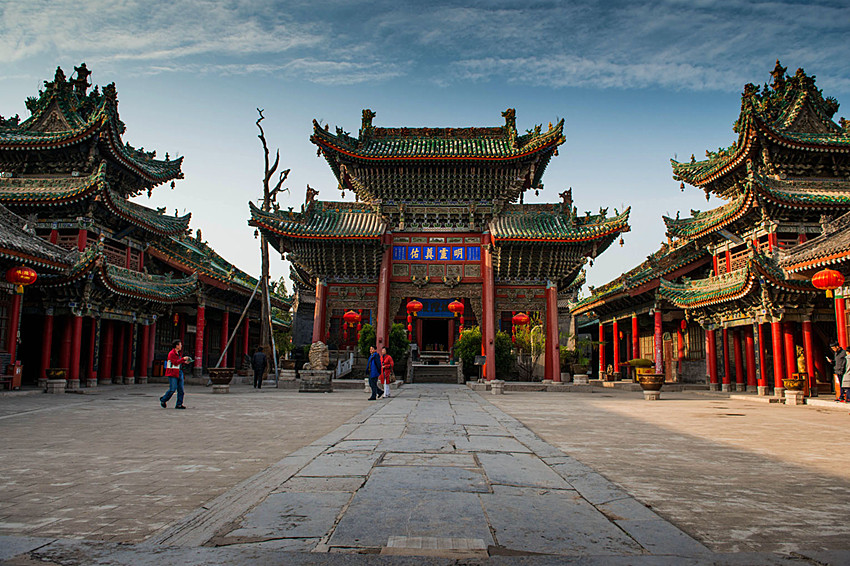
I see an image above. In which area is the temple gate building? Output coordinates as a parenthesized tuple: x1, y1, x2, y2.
(0, 65, 288, 388)
(251, 109, 630, 381)
(573, 62, 850, 396)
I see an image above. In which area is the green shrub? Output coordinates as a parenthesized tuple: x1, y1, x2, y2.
(495, 331, 516, 379)
(387, 323, 409, 363)
(357, 323, 376, 357)
(454, 326, 482, 377)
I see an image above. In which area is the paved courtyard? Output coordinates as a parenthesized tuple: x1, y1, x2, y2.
(0, 383, 849, 565)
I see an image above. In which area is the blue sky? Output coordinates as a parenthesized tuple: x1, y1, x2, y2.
(1, 1, 848, 294)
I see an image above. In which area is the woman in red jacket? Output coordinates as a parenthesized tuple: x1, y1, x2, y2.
(160, 339, 190, 409)
(380, 346, 394, 399)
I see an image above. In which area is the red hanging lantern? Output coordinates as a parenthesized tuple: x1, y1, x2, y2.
(680, 319, 687, 332)
(406, 299, 423, 316)
(448, 299, 464, 317)
(512, 312, 530, 327)
(6, 266, 37, 293)
(812, 268, 845, 298)
(343, 310, 361, 326)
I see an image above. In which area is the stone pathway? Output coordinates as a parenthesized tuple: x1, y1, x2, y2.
(139, 384, 708, 557)
(3, 384, 850, 565)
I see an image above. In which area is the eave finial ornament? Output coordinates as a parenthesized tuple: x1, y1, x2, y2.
(305, 184, 319, 207)
(361, 109, 376, 138)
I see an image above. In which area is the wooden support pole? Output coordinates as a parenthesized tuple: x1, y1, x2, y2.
(599, 322, 605, 378)
(744, 326, 757, 389)
(771, 321, 785, 391)
(706, 329, 718, 387)
(732, 328, 744, 390)
(194, 305, 205, 377)
(68, 314, 83, 387)
(113, 323, 125, 383)
(6, 294, 21, 362)
(99, 320, 114, 385)
(654, 310, 663, 374)
(220, 310, 230, 366)
(835, 294, 847, 349)
(544, 281, 560, 383)
(312, 280, 327, 344)
(376, 240, 392, 350)
(632, 314, 640, 359)
(482, 236, 496, 380)
(803, 319, 816, 395)
(40, 311, 54, 387)
(612, 318, 620, 375)
(722, 328, 731, 389)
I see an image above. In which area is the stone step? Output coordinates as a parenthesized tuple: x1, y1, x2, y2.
(411, 364, 460, 384)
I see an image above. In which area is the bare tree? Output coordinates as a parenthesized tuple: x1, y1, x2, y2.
(256, 109, 289, 372)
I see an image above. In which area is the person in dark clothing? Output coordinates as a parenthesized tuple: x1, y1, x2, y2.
(830, 341, 847, 402)
(366, 345, 384, 400)
(252, 346, 267, 389)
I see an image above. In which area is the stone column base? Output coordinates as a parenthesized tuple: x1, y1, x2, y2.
(136, 376, 148, 385)
(46, 379, 66, 394)
(709, 383, 720, 391)
(278, 369, 297, 382)
(193, 367, 202, 378)
(757, 385, 769, 396)
(112, 377, 122, 384)
(721, 383, 730, 392)
(98, 379, 112, 386)
(774, 387, 785, 399)
(86, 379, 97, 388)
(643, 390, 661, 401)
(212, 384, 230, 394)
(490, 379, 504, 395)
(66, 379, 79, 391)
(573, 374, 589, 384)
(541, 379, 553, 385)
(37, 378, 47, 389)
(123, 376, 135, 385)
(736, 383, 746, 392)
(784, 390, 805, 405)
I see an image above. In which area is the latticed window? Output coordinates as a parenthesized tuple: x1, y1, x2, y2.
(686, 326, 705, 360)
(639, 333, 654, 361)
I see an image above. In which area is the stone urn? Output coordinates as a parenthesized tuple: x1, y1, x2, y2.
(782, 377, 805, 391)
(45, 368, 67, 394)
(637, 373, 665, 400)
(209, 367, 235, 394)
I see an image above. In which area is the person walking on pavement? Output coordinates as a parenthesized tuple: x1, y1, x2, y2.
(367, 345, 384, 400)
(160, 339, 190, 409)
(830, 341, 846, 401)
(380, 346, 394, 398)
(252, 345, 267, 389)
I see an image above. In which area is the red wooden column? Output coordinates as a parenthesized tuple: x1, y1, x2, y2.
(732, 329, 744, 391)
(744, 326, 757, 391)
(677, 325, 685, 363)
(375, 239, 392, 350)
(40, 310, 54, 387)
(612, 318, 620, 376)
(481, 235, 496, 380)
(194, 305, 206, 377)
(99, 320, 114, 385)
(113, 323, 126, 384)
(448, 319, 455, 351)
(706, 328, 718, 388)
(653, 310, 663, 374)
(138, 323, 150, 381)
(544, 281, 560, 383)
(835, 295, 847, 349)
(598, 322, 605, 378)
(220, 310, 230, 366)
(782, 321, 797, 382)
(59, 316, 73, 374)
(770, 321, 785, 393)
(86, 317, 97, 387)
(77, 228, 87, 251)
(758, 323, 769, 393)
(67, 314, 83, 389)
(802, 319, 816, 395)
(632, 314, 640, 359)
(147, 322, 156, 376)
(721, 328, 731, 391)
(312, 279, 328, 344)
(242, 317, 250, 369)
(125, 323, 135, 383)
(6, 294, 22, 362)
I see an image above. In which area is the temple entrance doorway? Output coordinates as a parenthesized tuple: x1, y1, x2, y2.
(421, 318, 449, 353)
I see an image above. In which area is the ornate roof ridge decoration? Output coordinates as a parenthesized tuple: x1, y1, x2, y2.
(0, 161, 108, 206)
(781, 210, 850, 272)
(0, 64, 183, 188)
(37, 244, 197, 303)
(149, 233, 291, 308)
(751, 173, 850, 208)
(663, 192, 753, 240)
(671, 61, 849, 192)
(103, 190, 191, 236)
(248, 201, 386, 241)
(490, 206, 630, 243)
(311, 108, 564, 161)
(570, 240, 706, 314)
(0, 203, 76, 271)
(658, 252, 815, 308)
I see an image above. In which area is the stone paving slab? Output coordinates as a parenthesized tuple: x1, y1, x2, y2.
(477, 452, 573, 489)
(362, 464, 489, 493)
(380, 453, 477, 468)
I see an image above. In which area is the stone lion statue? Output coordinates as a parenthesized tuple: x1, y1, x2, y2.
(304, 341, 330, 370)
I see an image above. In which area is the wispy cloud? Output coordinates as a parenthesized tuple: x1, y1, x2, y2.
(1, 0, 848, 93)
